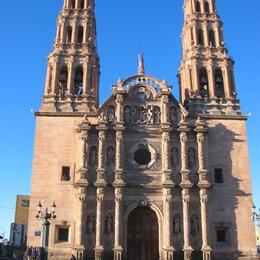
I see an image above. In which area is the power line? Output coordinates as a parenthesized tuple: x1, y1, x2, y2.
(0, 205, 15, 210)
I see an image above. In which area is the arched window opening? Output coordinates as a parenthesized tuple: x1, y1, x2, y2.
(229, 69, 236, 96)
(66, 26, 72, 44)
(80, 0, 85, 9)
(195, 1, 201, 13)
(74, 66, 84, 96)
(199, 68, 209, 98)
(59, 66, 68, 96)
(215, 68, 225, 98)
(209, 29, 216, 47)
(198, 29, 204, 46)
(204, 1, 210, 13)
(71, 0, 76, 9)
(77, 26, 84, 44)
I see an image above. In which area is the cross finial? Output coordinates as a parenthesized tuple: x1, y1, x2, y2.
(138, 54, 145, 75)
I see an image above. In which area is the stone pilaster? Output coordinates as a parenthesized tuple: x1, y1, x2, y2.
(195, 117, 211, 260)
(95, 187, 104, 260)
(76, 117, 91, 185)
(76, 188, 87, 259)
(113, 188, 123, 260)
(164, 188, 174, 260)
(182, 188, 193, 260)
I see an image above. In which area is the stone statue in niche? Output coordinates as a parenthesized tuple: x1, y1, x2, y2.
(106, 146, 115, 166)
(107, 105, 115, 124)
(137, 106, 147, 125)
(105, 214, 114, 233)
(173, 214, 182, 235)
(170, 106, 178, 124)
(124, 106, 132, 125)
(89, 146, 98, 166)
(191, 215, 199, 236)
(147, 106, 154, 124)
(86, 215, 95, 234)
(154, 107, 161, 124)
(132, 106, 139, 124)
(188, 147, 196, 169)
(171, 147, 179, 168)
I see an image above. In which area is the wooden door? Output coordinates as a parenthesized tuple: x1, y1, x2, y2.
(127, 207, 159, 260)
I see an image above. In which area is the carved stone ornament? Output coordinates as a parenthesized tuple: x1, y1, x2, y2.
(124, 105, 161, 125)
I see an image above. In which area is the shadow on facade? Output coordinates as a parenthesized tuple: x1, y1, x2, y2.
(210, 123, 253, 260)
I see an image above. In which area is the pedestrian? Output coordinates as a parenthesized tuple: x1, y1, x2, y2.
(70, 254, 76, 260)
(31, 247, 38, 260)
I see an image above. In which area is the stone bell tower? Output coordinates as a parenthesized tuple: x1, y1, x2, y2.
(42, 0, 100, 113)
(179, 0, 240, 115)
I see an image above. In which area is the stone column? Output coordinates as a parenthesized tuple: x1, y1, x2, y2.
(67, 62, 74, 95)
(115, 94, 124, 124)
(208, 63, 216, 98)
(51, 61, 59, 95)
(193, 25, 198, 46)
(162, 95, 169, 125)
(200, 189, 212, 260)
(76, 188, 87, 259)
(164, 188, 174, 260)
(192, 62, 199, 92)
(162, 131, 172, 184)
(180, 131, 191, 183)
(223, 64, 232, 99)
(44, 64, 52, 96)
(71, 21, 77, 44)
(83, 63, 88, 95)
(204, 26, 209, 47)
(95, 188, 104, 260)
(182, 189, 193, 260)
(114, 130, 125, 185)
(96, 130, 106, 182)
(113, 188, 123, 260)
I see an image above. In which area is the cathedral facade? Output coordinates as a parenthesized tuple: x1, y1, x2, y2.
(27, 0, 257, 259)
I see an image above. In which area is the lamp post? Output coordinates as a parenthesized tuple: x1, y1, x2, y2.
(35, 202, 57, 259)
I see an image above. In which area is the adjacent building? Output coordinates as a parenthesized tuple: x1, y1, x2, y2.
(27, 0, 257, 259)
(10, 195, 30, 246)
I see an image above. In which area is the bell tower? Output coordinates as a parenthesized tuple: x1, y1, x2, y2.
(179, 0, 240, 115)
(42, 0, 100, 113)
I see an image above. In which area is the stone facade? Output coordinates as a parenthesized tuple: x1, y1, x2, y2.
(27, 0, 257, 259)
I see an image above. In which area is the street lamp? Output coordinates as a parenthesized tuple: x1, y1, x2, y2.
(35, 202, 57, 259)
(252, 203, 260, 221)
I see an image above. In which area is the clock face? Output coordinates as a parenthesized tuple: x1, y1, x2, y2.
(135, 87, 152, 102)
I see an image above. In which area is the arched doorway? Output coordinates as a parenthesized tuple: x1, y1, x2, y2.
(127, 207, 159, 260)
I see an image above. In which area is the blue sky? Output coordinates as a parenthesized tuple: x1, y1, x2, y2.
(0, 0, 259, 239)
